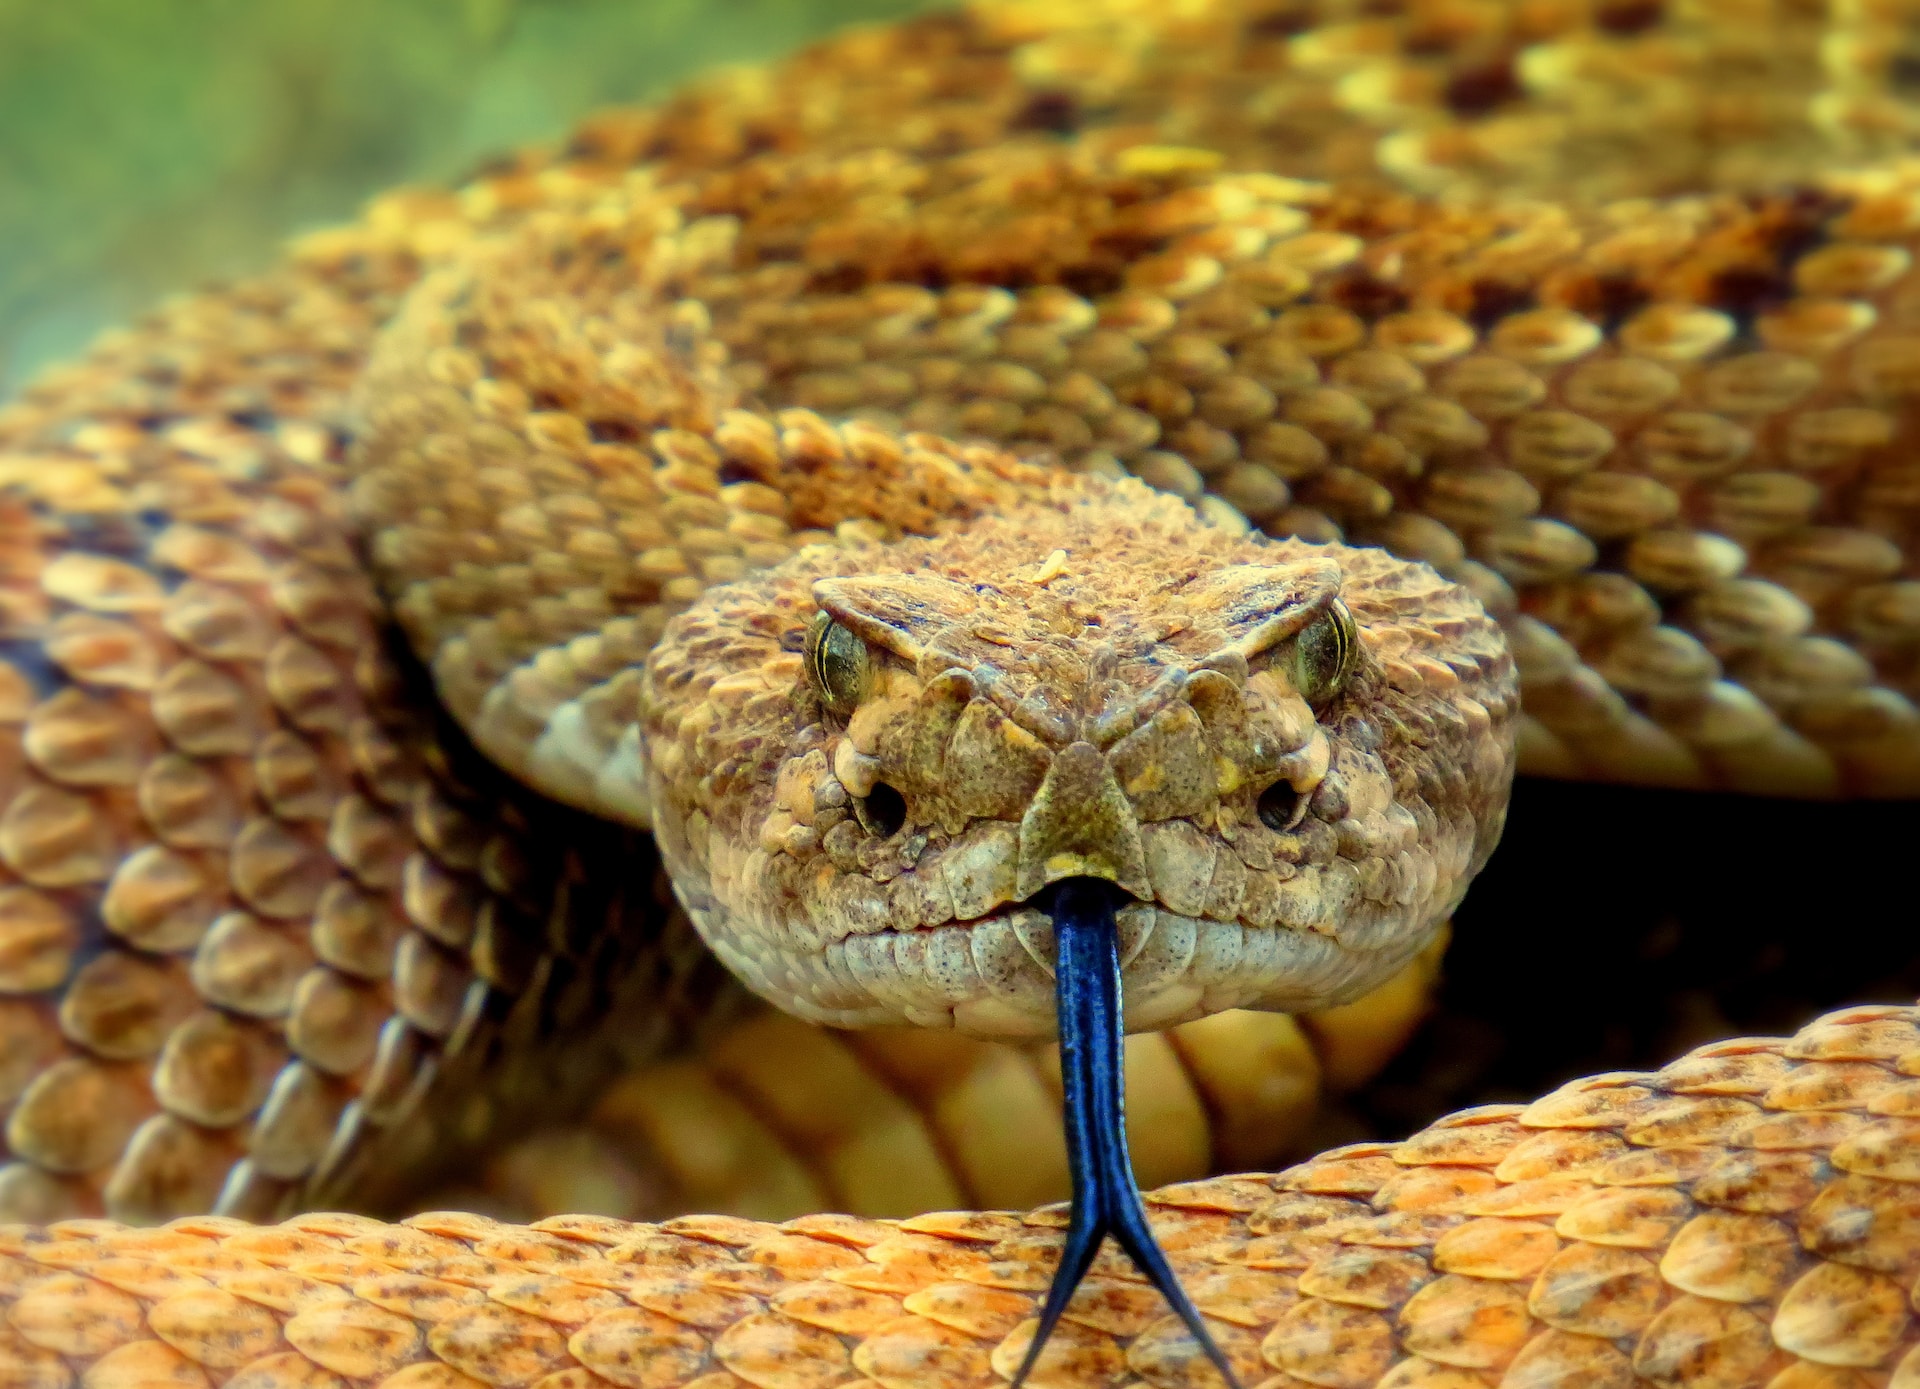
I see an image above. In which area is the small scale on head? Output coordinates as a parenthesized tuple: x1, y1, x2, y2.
(643, 475, 1517, 1038)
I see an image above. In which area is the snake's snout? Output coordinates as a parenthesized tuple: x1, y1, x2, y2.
(1013, 740, 1151, 901)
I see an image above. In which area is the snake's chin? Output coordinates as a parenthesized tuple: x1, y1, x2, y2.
(679, 889, 1451, 1040)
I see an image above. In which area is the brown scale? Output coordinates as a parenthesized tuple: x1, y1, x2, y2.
(0, 1005, 1917, 1387)
(0, 0, 1918, 1377)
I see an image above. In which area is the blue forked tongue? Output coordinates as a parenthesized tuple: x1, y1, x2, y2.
(1009, 877, 1243, 1389)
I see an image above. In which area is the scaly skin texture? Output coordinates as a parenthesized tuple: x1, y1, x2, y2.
(2, 0, 1920, 1380)
(6, 1004, 1920, 1388)
(347, 155, 1514, 1047)
(430, 936, 1446, 1226)
(641, 491, 1509, 1035)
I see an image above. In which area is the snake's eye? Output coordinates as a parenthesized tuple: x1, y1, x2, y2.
(805, 612, 870, 716)
(1285, 600, 1358, 708)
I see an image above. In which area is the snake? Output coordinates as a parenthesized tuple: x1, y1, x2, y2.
(1, 0, 1920, 1382)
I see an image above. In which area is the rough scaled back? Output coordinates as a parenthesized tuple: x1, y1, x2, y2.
(346, 0, 1920, 806)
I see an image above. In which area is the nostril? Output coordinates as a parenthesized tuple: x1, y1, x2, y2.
(854, 781, 907, 837)
(1257, 780, 1307, 832)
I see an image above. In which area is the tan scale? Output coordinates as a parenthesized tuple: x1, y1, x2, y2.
(0, 0, 1918, 1383)
(2, 1006, 1920, 1386)
(434, 927, 1445, 1227)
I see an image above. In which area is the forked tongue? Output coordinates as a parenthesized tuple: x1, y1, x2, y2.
(1009, 877, 1243, 1389)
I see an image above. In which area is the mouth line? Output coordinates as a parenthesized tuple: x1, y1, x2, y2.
(933, 885, 1152, 931)
(882, 891, 1169, 978)
(872, 889, 1321, 939)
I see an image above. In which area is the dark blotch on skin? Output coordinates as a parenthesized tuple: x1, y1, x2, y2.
(1707, 265, 1793, 323)
(1329, 271, 1409, 321)
(1573, 272, 1653, 330)
(1466, 279, 1537, 331)
(1247, 5, 1316, 37)
(1010, 90, 1082, 135)
(1444, 57, 1524, 118)
(1595, 0, 1665, 33)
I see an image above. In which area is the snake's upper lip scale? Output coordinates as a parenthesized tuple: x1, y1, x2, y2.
(887, 893, 1163, 981)
(916, 880, 1155, 933)
(1010, 876, 1242, 1389)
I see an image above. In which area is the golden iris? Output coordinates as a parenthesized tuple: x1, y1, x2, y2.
(1285, 600, 1358, 707)
(804, 611, 869, 716)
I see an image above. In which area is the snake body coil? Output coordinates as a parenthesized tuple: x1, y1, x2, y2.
(1, 0, 1919, 1383)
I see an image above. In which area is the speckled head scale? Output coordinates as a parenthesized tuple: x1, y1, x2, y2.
(640, 479, 1516, 1039)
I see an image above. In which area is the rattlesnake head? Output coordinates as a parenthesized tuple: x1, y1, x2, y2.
(643, 477, 1517, 1036)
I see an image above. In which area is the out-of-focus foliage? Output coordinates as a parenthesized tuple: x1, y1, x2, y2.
(0, 0, 925, 390)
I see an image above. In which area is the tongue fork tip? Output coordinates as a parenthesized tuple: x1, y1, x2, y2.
(1009, 877, 1244, 1389)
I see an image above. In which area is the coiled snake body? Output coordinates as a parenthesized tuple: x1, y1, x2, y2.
(2, 0, 1920, 1383)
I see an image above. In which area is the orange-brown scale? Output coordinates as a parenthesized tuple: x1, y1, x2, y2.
(4, 1005, 1920, 1387)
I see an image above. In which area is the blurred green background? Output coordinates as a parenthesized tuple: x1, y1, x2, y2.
(0, 0, 927, 393)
